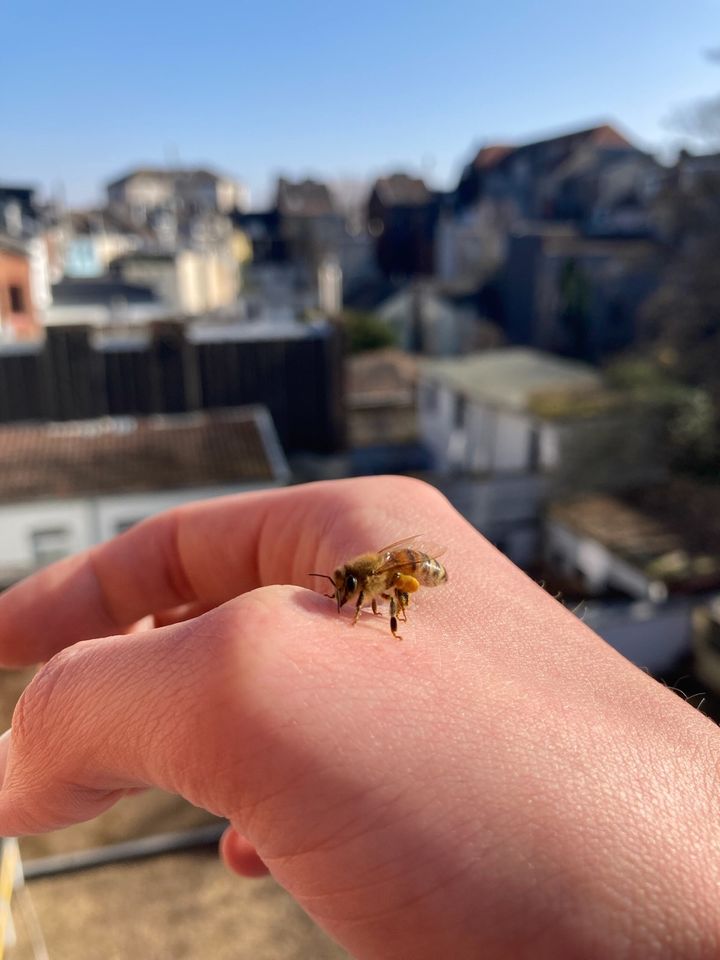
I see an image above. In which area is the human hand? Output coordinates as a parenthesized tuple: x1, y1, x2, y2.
(0, 477, 718, 959)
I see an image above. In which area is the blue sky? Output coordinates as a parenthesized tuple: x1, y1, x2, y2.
(3, 0, 719, 206)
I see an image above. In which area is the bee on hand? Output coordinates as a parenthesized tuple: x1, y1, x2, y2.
(310, 536, 448, 639)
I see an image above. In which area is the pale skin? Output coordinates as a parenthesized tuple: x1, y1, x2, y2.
(0, 476, 719, 958)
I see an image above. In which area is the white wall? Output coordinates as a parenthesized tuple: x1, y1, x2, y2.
(463, 405, 495, 472)
(0, 482, 280, 584)
(27, 236, 52, 315)
(418, 382, 455, 471)
(418, 376, 536, 476)
(0, 499, 93, 574)
(94, 484, 270, 542)
(493, 410, 533, 471)
(539, 422, 561, 471)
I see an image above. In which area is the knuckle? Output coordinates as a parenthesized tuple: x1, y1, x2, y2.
(11, 646, 80, 749)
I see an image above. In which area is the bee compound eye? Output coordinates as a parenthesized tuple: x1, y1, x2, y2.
(346, 574, 358, 594)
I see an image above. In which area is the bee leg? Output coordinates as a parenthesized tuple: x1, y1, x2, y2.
(352, 590, 365, 625)
(393, 589, 406, 623)
(371, 598, 381, 616)
(389, 596, 401, 639)
(397, 590, 410, 622)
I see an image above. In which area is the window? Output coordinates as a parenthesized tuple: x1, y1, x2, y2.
(9, 285, 25, 313)
(31, 528, 71, 567)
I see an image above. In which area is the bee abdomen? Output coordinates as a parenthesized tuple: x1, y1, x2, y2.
(399, 550, 447, 587)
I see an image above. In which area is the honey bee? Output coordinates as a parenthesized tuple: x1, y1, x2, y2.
(310, 536, 448, 638)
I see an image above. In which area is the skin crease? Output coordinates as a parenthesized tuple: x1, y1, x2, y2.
(0, 477, 718, 958)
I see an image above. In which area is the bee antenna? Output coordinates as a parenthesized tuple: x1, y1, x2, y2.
(309, 573, 335, 584)
(309, 573, 338, 603)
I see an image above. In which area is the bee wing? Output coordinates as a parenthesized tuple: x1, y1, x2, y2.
(375, 534, 423, 555)
(374, 535, 447, 574)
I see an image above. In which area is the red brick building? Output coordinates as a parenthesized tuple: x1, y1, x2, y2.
(0, 236, 39, 339)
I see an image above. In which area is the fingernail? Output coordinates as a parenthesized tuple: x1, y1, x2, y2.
(0, 729, 11, 790)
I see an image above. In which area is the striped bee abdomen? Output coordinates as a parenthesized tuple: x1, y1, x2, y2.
(391, 549, 448, 587)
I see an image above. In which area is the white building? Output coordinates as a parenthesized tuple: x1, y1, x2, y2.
(419, 347, 601, 470)
(417, 347, 667, 565)
(107, 168, 247, 223)
(0, 406, 288, 588)
(111, 248, 240, 316)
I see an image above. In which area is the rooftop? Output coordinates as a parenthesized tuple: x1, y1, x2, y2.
(472, 145, 513, 170)
(276, 178, 336, 217)
(549, 481, 720, 591)
(421, 347, 601, 413)
(472, 123, 636, 169)
(514, 122, 634, 155)
(0, 407, 286, 503)
(107, 167, 228, 189)
(372, 173, 432, 208)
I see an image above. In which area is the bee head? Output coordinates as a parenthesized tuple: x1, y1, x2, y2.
(309, 567, 361, 613)
(337, 569, 359, 611)
(309, 568, 352, 612)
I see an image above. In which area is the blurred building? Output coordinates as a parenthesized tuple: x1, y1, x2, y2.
(275, 177, 346, 269)
(63, 209, 143, 278)
(456, 123, 659, 236)
(345, 348, 428, 474)
(669, 148, 720, 192)
(417, 347, 667, 564)
(0, 407, 288, 588)
(545, 481, 720, 672)
(47, 276, 165, 326)
(106, 167, 247, 223)
(435, 201, 508, 291)
(440, 125, 663, 360)
(499, 227, 661, 361)
(110, 248, 240, 315)
(546, 483, 720, 603)
(0, 235, 41, 340)
(0, 185, 38, 236)
(374, 281, 503, 356)
(367, 173, 438, 277)
(0, 184, 53, 327)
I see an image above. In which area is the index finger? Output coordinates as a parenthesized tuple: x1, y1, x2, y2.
(0, 477, 462, 666)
